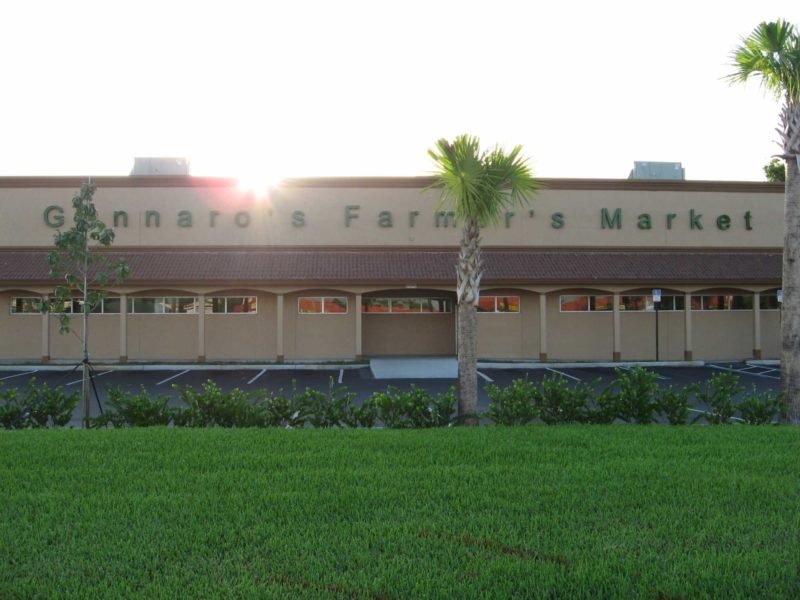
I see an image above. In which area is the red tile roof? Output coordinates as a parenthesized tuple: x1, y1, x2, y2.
(0, 249, 781, 286)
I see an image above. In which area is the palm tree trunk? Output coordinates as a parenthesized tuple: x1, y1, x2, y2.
(781, 148, 800, 424)
(456, 218, 481, 425)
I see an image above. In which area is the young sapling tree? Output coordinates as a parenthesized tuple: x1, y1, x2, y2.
(43, 182, 130, 428)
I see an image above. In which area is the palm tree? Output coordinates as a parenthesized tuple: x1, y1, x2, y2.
(729, 20, 800, 423)
(428, 135, 539, 425)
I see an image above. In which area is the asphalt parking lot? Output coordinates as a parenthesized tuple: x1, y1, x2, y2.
(0, 361, 781, 427)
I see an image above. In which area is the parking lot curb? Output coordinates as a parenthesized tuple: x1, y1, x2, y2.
(0, 363, 371, 372)
(477, 361, 706, 369)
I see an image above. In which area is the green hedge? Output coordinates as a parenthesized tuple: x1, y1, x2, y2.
(485, 368, 783, 425)
(0, 368, 785, 429)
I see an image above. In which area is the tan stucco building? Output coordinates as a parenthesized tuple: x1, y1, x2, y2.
(0, 176, 784, 363)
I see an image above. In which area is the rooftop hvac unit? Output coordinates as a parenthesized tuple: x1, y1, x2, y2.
(628, 161, 685, 180)
(130, 157, 190, 176)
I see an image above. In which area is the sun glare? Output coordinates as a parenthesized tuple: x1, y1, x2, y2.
(237, 173, 282, 201)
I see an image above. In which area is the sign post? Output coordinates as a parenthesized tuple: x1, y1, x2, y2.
(652, 289, 662, 361)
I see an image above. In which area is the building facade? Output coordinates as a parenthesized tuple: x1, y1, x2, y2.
(0, 176, 784, 363)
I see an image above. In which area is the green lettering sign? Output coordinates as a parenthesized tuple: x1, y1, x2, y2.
(601, 208, 622, 229)
(292, 211, 305, 227)
(378, 211, 393, 228)
(235, 212, 250, 227)
(209, 211, 220, 227)
(435, 211, 455, 228)
(145, 210, 160, 228)
(666, 213, 676, 229)
(551, 212, 565, 229)
(345, 205, 360, 227)
(716, 214, 731, 231)
(408, 210, 419, 228)
(113, 211, 128, 228)
(43, 205, 64, 228)
(637, 214, 652, 230)
(690, 209, 703, 230)
(177, 210, 193, 228)
(504, 211, 514, 228)
(744, 211, 753, 230)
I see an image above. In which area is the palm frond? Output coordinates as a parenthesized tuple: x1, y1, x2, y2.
(426, 135, 539, 227)
(728, 20, 800, 102)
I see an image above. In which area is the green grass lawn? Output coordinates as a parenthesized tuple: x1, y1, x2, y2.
(1, 427, 799, 599)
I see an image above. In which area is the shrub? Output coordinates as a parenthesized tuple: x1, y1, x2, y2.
(92, 386, 176, 428)
(539, 376, 592, 425)
(484, 377, 539, 425)
(1, 378, 78, 429)
(612, 367, 660, 424)
(0, 386, 25, 429)
(301, 378, 357, 428)
(655, 384, 697, 425)
(173, 381, 265, 427)
(428, 386, 457, 427)
(370, 386, 407, 428)
(694, 372, 743, 424)
(255, 382, 308, 428)
(341, 399, 378, 429)
(370, 385, 456, 428)
(24, 378, 79, 428)
(736, 386, 784, 425)
(587, 381, 619, 424)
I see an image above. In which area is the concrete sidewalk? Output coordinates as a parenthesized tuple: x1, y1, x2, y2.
(370, 357, 458, 379)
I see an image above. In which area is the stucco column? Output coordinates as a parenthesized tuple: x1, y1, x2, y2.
(41, 295, 49, 364)
(355, 293, 362, 360)
(197, 294, 205, 363)
(684, 292, 693, 361)
(538, 292, 548, 361)
(753, 292, 762, 360)
(276, 294, 284, 363)
(119, 294, 127, 363)
(612, 293, 621, 361)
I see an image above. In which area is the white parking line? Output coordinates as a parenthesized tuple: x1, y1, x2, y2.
(338, 369, 344, 384)
(709, 364, 780, 380)
(66, 370, 113, 386)
(247, 369, 267, 385)
(0, 370, 39, 381)
(156, 370, 190, 386)
(688, 408, 746, 423)
(545, 367, 581, 382)
(477, 370, 493, 382)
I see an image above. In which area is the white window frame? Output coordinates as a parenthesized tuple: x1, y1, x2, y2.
(205, 296, 258, 315)
(361, 297, 453, 314)
(559, 294, 614, 313)
(127, 296, 199, 314)
(298, 296, 349, 315)
(619, 294, 685, 312)
(691, 294, 754, 311)
(477, 295, 520, 314)
(9, 296, 119, 315)
(759, 293, 781, 311)
(9, 297, 42, 315)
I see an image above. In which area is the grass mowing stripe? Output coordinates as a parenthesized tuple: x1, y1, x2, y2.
(1, 427, 799, 599)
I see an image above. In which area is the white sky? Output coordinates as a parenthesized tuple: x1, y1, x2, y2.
(3, 0, 799, 182)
